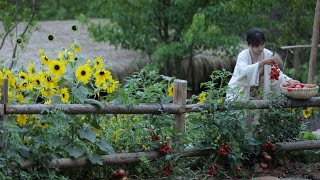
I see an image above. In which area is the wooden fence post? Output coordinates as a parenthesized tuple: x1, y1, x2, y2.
(173, 79, 187, 132)
(0, 79, 8, 121)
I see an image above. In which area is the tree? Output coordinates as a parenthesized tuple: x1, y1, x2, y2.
(85, 0, 316, 85)
(0, 0, 40, 69)
(86, 0, 241, 81)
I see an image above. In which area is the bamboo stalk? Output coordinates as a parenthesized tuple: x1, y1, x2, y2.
(281, 45, 320, 49)
(277, 140, 320, 151)
(3, 97, 320, 115)
(8, 140, 320, 170)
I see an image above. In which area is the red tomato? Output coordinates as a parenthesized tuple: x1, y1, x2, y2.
(260, 163, 268, 169)
(264, 155, 272, 161)
(117, 169, 126, 178)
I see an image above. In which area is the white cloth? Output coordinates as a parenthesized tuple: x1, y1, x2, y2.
(227, 48, 292, 100)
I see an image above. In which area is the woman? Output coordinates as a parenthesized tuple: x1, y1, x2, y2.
(227, 28, 298, 100)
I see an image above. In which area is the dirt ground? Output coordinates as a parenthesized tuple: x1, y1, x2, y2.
(0, 20, 149, 81)
(254, 163, 320, 180)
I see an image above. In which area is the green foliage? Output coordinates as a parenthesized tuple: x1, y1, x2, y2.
(0, 0, 39, 69)
(87, 0, 241, 64)
(254, 94, 303, 143)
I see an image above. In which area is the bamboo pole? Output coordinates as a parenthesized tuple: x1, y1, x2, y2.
(281, 44, 320, 49)
(308, 0, 320, 84)
(173, 79, 187, 132)
(8, 149, 216, 170)
(8, 140, 320, 170)
(277, 140, 320, 151)
(3, 97, 320, 115)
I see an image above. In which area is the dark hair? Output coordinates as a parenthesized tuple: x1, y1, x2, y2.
(246, 28, 265, 47)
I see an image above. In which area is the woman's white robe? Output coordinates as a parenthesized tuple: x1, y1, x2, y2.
(227, 48, 291, 100)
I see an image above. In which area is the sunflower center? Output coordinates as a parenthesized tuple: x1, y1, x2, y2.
(62, 93, 65, 98)
(54, 65, 60, 70)
(21, 76, 25, 79)
(81, 71, 86, 76)
(99, 71, 105, 75)
(36, 80, 40, 84)
(23, 83, 27, 87)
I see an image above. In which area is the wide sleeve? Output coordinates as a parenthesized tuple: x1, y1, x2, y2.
(231, 54, 260, 87)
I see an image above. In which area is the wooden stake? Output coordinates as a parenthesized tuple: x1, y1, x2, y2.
(0, 79, 8, 120)
(308, 0, 320, 84)
(173, 79, 187, 132)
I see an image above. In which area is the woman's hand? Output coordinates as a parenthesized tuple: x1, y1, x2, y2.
(288, 79, 300, 83)
(259, 57, 276, 68)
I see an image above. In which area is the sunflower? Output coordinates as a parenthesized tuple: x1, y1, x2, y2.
(40, 122, 49, 129)
(18, 72, 28, 80)
(60, 87, 70, 103)
(41, 54, 51, 66)
(27, 62, 35, 74)
(104, 78, 119, 94)
(48, 60, 66, 77)
(42, 72, 58, 88)
(15, 114, 28, 127)
(94, 69, 111, 83)
(58, 50, 75, 61)
(18, 80, 33, 92)
(303, 107, 313, 119)
(15, 93, 25, 104)
(40, 86, 56, 98)
(198, 92, 207, 104)
(168, 83, 174, 97)
(94, 57, 104, 69)
(71, 41, 81, 53)
(3, 68, 15, 87)
(44, 99, 52, 104)
(0, 71, 4, 87)
(31, 75, 45, 89)
(75, 64, 92, 84)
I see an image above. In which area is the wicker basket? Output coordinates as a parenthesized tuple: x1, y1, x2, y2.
(280, 85, 319, 99)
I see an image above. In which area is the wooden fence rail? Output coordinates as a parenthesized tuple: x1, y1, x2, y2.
(1, 79, 320, 169)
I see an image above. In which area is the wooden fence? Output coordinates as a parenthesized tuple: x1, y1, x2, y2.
(2, 79, 320, 169)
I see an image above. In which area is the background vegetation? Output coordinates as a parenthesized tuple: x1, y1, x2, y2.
(1, 0, 318, 83)
(1, 0, 320, 179)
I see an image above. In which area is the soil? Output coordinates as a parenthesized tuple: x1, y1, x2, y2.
(253, 163, 320, 180)
(1, 20, 320, 179)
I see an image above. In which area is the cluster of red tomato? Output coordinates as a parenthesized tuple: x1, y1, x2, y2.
(159, 141, 173, 155)
(218, 142, 232, 156)
(281, 82, 316, 92)
(162, 161, 173, 177)
(270, 63, 280, 80)
(111, 169, 126, 179)
(260, 141, 275, 170)
(148, 128, 160, 142)
(207, 163, 220, 175)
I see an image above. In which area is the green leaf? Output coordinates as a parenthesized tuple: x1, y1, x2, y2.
(97, 140, 115, 154)
(71, 86, 89, 103)
(89, 154, 103, 165)
(84, 98, 104, 108)
(65, 145, 85, 158)
(78, 128, 96, 142)
(48, 136, 69, 148)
